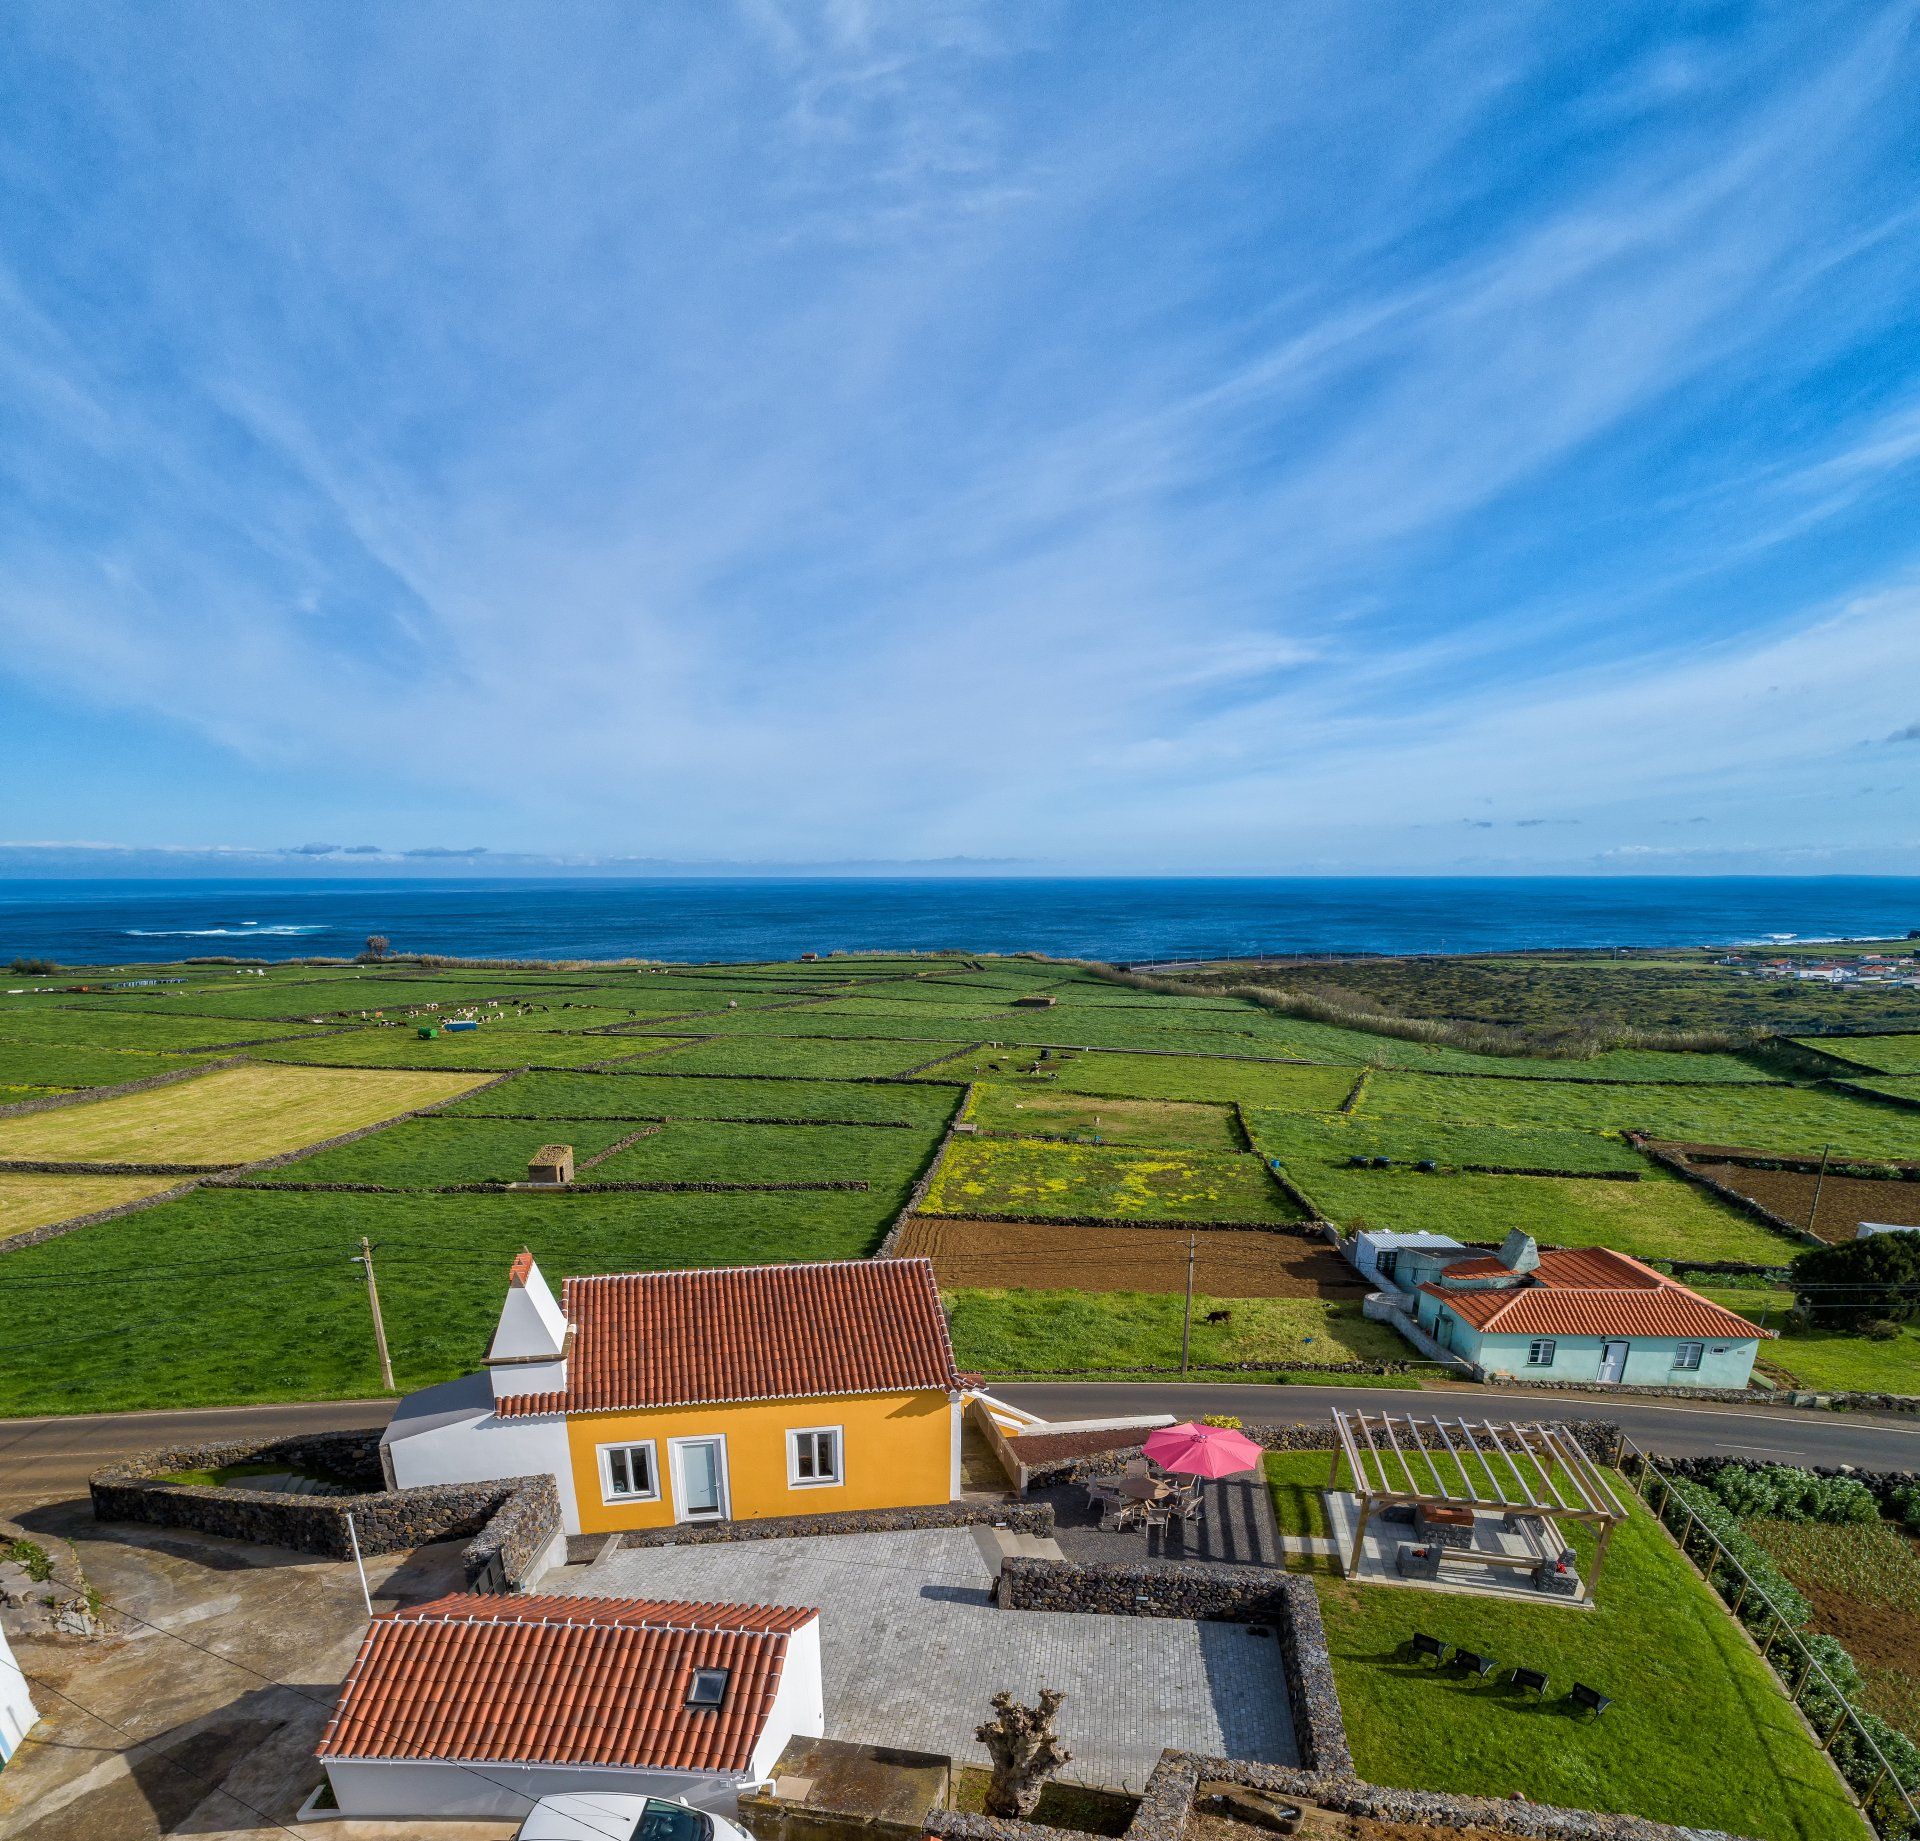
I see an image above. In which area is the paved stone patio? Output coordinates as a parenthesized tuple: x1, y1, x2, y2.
(563, 1527, 1298, 1792)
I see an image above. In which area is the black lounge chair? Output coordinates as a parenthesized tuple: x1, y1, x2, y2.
(1569, 1683, 1612, 1719)
(1509, 1666, 1549, 1697)
(1453, 1649, 1498, 1679)
(1408, 1632, 1449, 1665)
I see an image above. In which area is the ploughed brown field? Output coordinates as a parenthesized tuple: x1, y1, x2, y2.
(895, 1215, 1367, 1297)
(1675, 1153, 1920, 1243)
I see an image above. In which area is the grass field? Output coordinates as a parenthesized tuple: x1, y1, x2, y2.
(0, 1170, 187, 1241)
(634, 1034, 971, 1077)
(1245, 1109, 1641, 1175)
(1288, 1166, 1790, 1264)
(1794, 1034, 1920, 1075)
(1256, 1451, 1868, 1841)
(962, 1086, 1244, 1149)
(1357, 1070, 1920, 1155)
(943, 1288, 1406, 1372)
(0, 1063, 493, 1163)
(923, 1136, 1303, 1223)
(0, 1184, 902, 1414)
(7, 950, 1916, 1421)
(442, 1068, 960, 1125)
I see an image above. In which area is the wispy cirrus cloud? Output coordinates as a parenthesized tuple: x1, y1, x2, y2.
(0, 2, 1918, 870)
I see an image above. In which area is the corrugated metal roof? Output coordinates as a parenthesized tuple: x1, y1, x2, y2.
(317, 1594, 814, 1772)
(495, 1256, 962, 1419)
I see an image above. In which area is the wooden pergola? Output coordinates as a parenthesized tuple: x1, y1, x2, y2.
(1329, 1409, 1631, 1596)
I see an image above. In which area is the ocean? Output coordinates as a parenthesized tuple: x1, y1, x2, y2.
(2, 876, 1918, 967)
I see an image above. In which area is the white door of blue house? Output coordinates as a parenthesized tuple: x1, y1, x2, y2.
(1598, 1340, 1629, 1384)
(670, 1437, 729, 1522)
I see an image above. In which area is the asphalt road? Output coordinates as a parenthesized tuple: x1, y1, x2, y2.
(3, 1384, 1916, 1518)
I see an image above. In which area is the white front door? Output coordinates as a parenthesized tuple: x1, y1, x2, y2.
(670, 1436, 729, 1522)
(1598, 1340, 1630, 1384)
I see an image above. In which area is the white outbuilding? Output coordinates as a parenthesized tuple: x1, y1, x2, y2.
(0, 1625, 38, 1764)
(316, 1593, 824, 1821)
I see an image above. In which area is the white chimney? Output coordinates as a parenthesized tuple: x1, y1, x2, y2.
(484, 1248, 571, 1402)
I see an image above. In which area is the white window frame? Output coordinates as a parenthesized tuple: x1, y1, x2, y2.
(1672, 1342, 1705, 1372)
(787, 1424, 845, 1490)
(597, 1439, 661, 1506)
(1526, 1339, 1557, 1368)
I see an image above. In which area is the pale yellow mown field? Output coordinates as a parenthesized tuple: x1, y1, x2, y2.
(0, 1063, 493, 1164)
(0, 1171, 187, 1241)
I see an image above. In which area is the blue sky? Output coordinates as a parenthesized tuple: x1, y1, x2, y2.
(3, 1, 1919, 877)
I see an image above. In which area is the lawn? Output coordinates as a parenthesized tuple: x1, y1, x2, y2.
(1358, 1070, 1920, 1157)
(0, 1170, 186, 1242)
(943, 1288, 1406, 1372)
(963, 1085, 1245, 1150)
(0, 1063, 494, 1163)
(0, 1184, 901, 1415)
(1759, 1322, 1920, 1394)
(1258, 1447, 1869, 1841)
(1287, 1166, 1790, 1264)
(443, 1068, 960, 1126)
(923, 1136, 1303, 1223)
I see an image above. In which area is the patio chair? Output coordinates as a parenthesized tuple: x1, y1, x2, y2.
(1140, 1502, 1175, 1532)
(1452, 1649, 1498, 1680)
(1408, 1633, 1449, 1666)
(1509, 1666, 1549, 1697)
(1170, 1491, 1205, 1527)
(1123, 1458, 1153, 1479)
(1568, 1683, 1612, 1720)
(1083, 1478, 1124, 1510)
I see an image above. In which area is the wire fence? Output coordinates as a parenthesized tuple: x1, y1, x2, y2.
(1620, 1437, 1920, 1839)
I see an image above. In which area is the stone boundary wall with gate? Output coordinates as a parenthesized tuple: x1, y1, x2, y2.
(89, 1431, 562, 1591)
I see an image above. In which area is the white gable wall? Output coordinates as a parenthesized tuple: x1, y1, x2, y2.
(0, 1627, 38, 1763)
(749, 1616, 825, 1782)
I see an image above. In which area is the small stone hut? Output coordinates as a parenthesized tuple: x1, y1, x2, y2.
(526, 1144, 575, 1186)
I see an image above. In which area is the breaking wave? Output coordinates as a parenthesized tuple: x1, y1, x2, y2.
(124, 924, 330, 938)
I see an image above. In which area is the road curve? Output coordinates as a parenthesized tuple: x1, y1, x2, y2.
(2, 1384, 1914, 1518)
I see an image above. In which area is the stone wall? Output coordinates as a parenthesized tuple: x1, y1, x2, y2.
(618, 1497, 1055, 1549)
(90, 1431, 561, 1590)
(991, 1560, 1349, 1779)
(876, 1082, 975, 1257)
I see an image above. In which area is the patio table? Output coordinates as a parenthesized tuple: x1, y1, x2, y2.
(1118, 1476, 1171, 1501)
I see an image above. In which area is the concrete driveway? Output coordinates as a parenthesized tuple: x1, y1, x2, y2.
(0, 1504, 510, 1841)
(559, 1527, 1297, 1792)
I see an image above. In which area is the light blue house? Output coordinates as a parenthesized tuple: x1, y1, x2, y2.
(1414, 1233, 1770, 1390)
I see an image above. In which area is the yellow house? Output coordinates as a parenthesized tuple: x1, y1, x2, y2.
(382, 1251, 966, 1536)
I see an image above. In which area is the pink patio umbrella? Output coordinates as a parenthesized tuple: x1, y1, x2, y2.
(1142, 1422, 1263, 1479)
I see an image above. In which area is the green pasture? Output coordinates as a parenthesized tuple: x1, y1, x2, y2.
(256, 1027, 665, 1069)
(1795, 1034, 1920, 1075)
(633, 1034, 970, 1078)
(442, 1068, 960, 1126)
(591, 1117, 940, 1194)
(250, 1116, 641, 1186)
(0, 1184, 900, 1415)
(1290, 1166, 1788, 1264)
(940, 1048, 1361, 1112)
(0, 1005, 336, 1050)
(964, 1084, 1245, 1150)
(1244, 1110, 1642, 1175)
(944, 1289, 1403, 1373)
(0, 1041, 221, 1090)
(1357, 1070, 1920, 1155)
(924, 1136, 1303, 1223)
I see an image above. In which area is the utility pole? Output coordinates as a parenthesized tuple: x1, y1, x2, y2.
(1180, 1233, 1197, 1378)
(1806, 1143, 1832, 1239)
(351, 1237, 396, 1392)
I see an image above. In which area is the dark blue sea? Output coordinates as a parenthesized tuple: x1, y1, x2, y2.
(2, 877, 1919, 967)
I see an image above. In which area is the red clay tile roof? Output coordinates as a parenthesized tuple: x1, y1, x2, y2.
(1421, 1246, 1772, 1341)
(317, 1594, 815, 1771)
(496, 1257, 962, 1418)
(507, 1247, 536, 1287)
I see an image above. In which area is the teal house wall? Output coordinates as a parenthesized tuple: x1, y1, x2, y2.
(1414, 1290, 1760, 1389)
